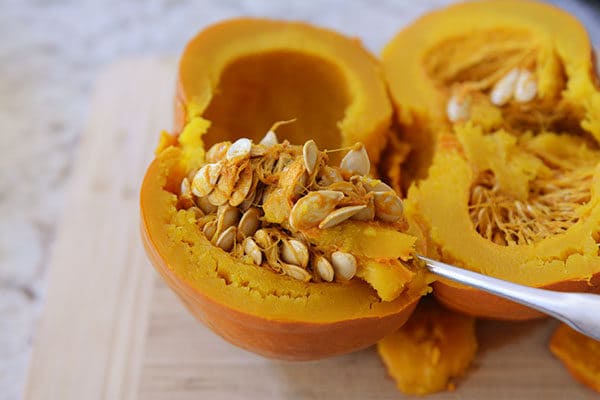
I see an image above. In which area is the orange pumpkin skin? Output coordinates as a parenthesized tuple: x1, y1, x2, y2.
(432, 278, 600, 321)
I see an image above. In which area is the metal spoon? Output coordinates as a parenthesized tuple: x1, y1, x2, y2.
(418, 255, 600, 341)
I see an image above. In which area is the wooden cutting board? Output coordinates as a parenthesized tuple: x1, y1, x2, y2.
(23, 59, 596, 400)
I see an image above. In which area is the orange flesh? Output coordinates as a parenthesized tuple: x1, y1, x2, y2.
(378, 299, 477, 395)
(550, 323, 600, 392)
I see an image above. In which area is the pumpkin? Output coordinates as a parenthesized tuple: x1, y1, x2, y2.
(550, 323, 600, 393)
(141, 18, 428, 361)
(382, 0, 600, 319)
(377, 298, 477, 395)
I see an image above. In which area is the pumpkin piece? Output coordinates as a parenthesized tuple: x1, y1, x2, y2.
(141, 18, 427, 359)
(377, 298, 477, 395)
(550, 323, 600, 393)
(142, 140, 428, 360)
(383, 0, 600, 319)
(176, 18, 393, 165)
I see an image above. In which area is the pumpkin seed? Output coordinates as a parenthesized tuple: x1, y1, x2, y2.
(259, 130, 278, 147)
(330, 251, 357, 280)
(177, 136, 413, 283)
(373, 191, 404, 222)
(229, 164, 253, 206)
(215, 226, 236, 251)
(352, 176, 392, 193)
(314, 256, 334, 282)
(243, 237, 262, 265)
(281, 263, 311, 282)
(207, 187, 229, 206)
(253, 229, 272, 249)
(514, 69, 537, 103)
(197, 196, 218, 214)
(302, 139, 319, 175)
(216, 204, 240, 234)
(191, 163, 222, 197)
(490, 68, 519, 106)
(187, 206, 204, 219)
(226, 138, 252, 160)
(340, 143, 370, 175)
(180, 177, 191, 196)
(352, 197, 375, 221)
(206, 142, 230, 163)
(202, 220, 217, 241)
(446, 92, 471, 122)
(289, 190, 344, 230)
(238, 207, 261, 238)
(280, 239, 309, 267)
(319, 205, 367, 229)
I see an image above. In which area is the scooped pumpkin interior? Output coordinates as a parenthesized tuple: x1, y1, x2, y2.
(202, 51, 349, 151)
(382, 0, 600, 319)
(141, 18, 429, 360)
(176, 18, 393, 164)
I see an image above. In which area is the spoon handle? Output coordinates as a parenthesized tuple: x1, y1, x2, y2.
(418, 255, 600, 341)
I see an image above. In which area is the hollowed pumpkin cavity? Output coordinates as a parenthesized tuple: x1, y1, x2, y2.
(176, 18, 393, 165)
(202, 51, 350, 150)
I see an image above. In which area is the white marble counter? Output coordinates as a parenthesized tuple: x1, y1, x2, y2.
(1, 1, 598, 399)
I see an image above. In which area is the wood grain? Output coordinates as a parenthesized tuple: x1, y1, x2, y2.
(140, 280, 594, 400)
(25, 58, 596, 400)
(24, 58, 175, 400)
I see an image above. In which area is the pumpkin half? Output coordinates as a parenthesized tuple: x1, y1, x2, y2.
(383, 0, 600, 319)
(141, 19, 428, 360)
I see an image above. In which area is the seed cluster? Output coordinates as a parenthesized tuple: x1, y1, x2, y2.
(177, 132, 405, 282)
(446, 67, 538, 123)
(469, 159, 594, 246)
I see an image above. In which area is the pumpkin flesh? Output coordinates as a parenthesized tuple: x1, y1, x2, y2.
(377, 299, 477, 395)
